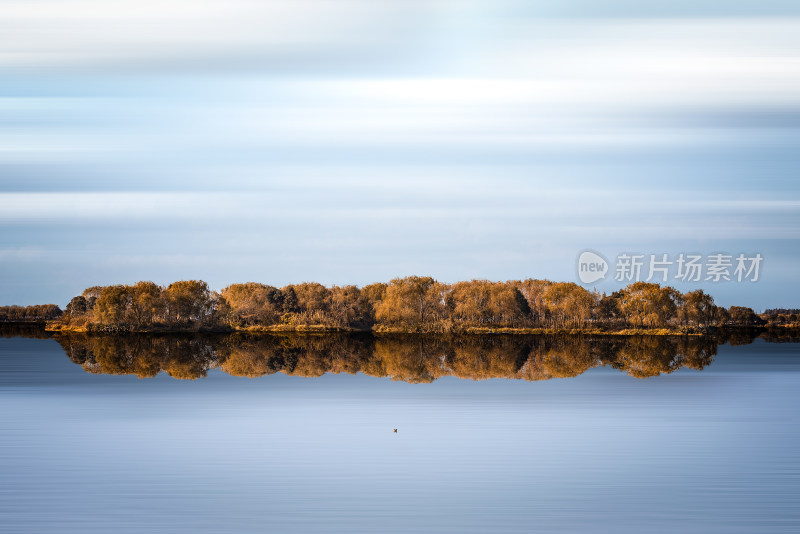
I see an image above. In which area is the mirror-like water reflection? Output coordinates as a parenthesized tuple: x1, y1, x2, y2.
(52, 333, 723, 381)
(1, 333, 800, 533)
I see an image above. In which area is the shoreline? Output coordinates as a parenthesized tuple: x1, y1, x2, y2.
(30, 322, 796, 337)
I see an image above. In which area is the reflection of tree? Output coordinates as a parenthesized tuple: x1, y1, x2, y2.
(538, 340, 599, 379)
(58, 335, 217, 379)
(0, 324, 53, 339)
(677, 337, 717, 371)
(611, 337, 684, 378)
(715, 328, 762, 346)
(55, 333, 724, 381)
(218, 334, 375, 378)
(515, 337, 600, 380)
(374, 336, 451, 383)
(447, 336, 530, 380)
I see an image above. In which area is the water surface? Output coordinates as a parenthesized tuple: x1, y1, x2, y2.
(1, 336, 799, 533)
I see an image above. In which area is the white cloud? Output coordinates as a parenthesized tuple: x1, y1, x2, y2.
(0, 0, 427, 67)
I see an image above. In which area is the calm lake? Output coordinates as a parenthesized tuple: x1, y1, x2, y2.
(1, 334, 799, 533)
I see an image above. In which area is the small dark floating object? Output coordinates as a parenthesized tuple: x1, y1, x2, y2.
(393, 429, 397, 433)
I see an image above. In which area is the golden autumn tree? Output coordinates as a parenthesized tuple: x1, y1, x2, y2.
(282, 282, 331, 324)
(220, 283, 283, 326)
(619, 282, 680, 328)
(128, 281, 163, 327)
(449, 280, 530, 327)
(542, 282, 596, 327)
(678, 289, 715, 327)
(93, 285, 132, 325)
(329, 285, 373, 328)
(163, 280, 214, 326)
(513, 279, 552, 325)
(375, 276, 449, 331)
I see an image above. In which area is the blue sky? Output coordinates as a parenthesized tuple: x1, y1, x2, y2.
(1, 1, 799, 309)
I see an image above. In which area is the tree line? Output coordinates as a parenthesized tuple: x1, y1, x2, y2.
(0, 304, 62, 322)
(44, 276, 774, 333)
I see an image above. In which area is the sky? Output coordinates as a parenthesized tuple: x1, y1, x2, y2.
(1, 1, 799, 310)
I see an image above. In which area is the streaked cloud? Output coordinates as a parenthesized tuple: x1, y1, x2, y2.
(0, 1, 798, 309)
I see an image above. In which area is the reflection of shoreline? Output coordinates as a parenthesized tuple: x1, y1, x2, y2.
(3, 323, 797, 342)
(48, 333, 723, 382)
(42, 323, 800, 337)
(3, 325, 796, 382)
(3, 324, 795, 343)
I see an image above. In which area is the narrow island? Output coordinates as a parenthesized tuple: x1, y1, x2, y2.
(1, 276, 796, 336)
